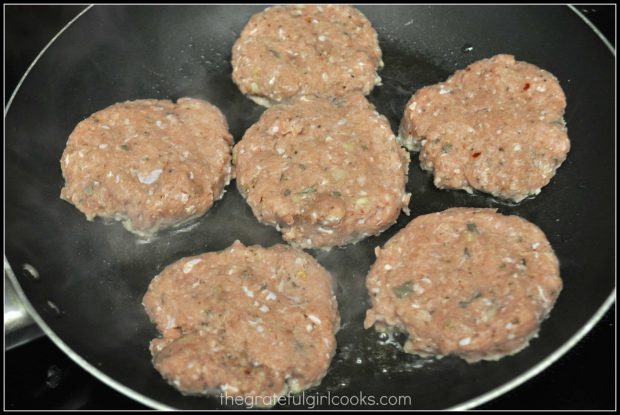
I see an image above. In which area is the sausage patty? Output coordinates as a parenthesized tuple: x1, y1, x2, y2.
(232, 4, 383, 106)
(60, 98, 233, 236)
(233, 95, 411, 249)
(143, 241, 339, 407)
(364, 208, 562, 362)
(399, 54, 570, 202)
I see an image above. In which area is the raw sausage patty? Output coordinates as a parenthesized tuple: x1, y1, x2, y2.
(232, 4, 383, 106)
(143, 241, 339, 407)
(364, 208, 562, 362)
(60, 98, 233, 236)
(399, 54, 570, 202)
(234, 95, 411, 249)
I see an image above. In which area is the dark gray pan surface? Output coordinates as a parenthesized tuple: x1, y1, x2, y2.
(5, 5, 614, 409)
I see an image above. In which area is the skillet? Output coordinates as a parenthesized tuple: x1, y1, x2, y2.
(5, 5, 615, 409)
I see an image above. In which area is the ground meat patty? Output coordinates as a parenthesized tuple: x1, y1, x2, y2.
(231, 4, 383, 106)
(142, 241, 339, 406)
(60, 98, 233, 236)
(364, 208, 562, 362)
(233, 95, 411, 249)
(399, 54, 570, 202)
